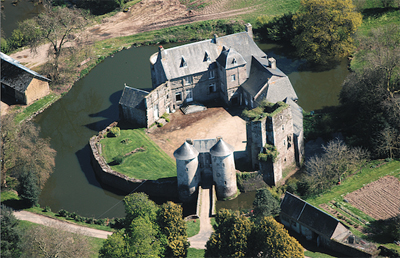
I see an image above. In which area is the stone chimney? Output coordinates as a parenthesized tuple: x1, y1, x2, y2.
(158, 45, 165, 59)
(186, 138, 193, 145)
(213, 34, 218, 44)
(268, 57, 276, 69)
(245, 23, 253, 39)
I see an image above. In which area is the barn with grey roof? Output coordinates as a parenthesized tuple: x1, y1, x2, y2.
(1, 52, 50, 105)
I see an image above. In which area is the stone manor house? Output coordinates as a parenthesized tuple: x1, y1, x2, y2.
(119, 24, 304, 187)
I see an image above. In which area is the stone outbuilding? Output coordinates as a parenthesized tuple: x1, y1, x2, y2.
(1, 52, 50, 105)
(173, 138, 237, 202)
(280, 192, 378, 257)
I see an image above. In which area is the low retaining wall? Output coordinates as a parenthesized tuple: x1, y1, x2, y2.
(89, 123, 178, 198)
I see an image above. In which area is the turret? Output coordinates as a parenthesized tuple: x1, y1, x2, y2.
(173, 141, 200, 202)
(210, 138, 237, 199)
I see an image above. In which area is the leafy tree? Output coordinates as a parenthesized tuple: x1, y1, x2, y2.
(20, 4, 88, 81)
(17, 169, 41, 207)
(127, 217, 162, 257)
(0, 205, 22, 258)
(292, 0, 362, 65)
(1, 114, 56, 189)
(247, 216, 304, 258)
(256, 13, 296, 43)
(388, 214, 400, 241)
(123, 192, 159, 229)
(157, 201, 189, 257)
(205, 209, 253, 258)
(99, 231, 128, 258)
(252, 188, 280, 219)
(22, 221, 92, 257)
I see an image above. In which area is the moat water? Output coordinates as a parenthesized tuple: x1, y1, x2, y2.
(34, 42, 349, 218)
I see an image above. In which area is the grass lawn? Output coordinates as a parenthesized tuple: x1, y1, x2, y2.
(187, 248, 205, 258)
(100, 128, 176, 180)
(14, 93, 59, 123)
(186, 219, 200, 237)
(304, 250, 336, 258)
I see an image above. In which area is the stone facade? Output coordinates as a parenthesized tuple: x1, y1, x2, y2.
(174, 138, 237, 202)
(246, 102, 296, 185)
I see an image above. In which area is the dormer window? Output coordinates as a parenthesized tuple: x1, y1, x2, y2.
(204, 51, 210, 62)
(180, 56, 187, 68)
(232, 58, 237, 64)
(209, 69, 215, 79)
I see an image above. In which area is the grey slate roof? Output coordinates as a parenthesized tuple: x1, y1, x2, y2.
(216, 48, 246, 69)
(193, 138, 218, 153)
(119, 85, 149, 111)
(174, 141, 199, 160)
(210, 139, 234, 157)
(154, 32, 265, 80)
(281, 192, 343, 238)
(1, 52, 50, 93)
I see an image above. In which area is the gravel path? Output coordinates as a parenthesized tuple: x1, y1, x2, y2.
(188, 188, 213, 249)
(13, 210, 112, 239)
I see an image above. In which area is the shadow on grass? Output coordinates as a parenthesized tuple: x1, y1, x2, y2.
(2, 199, 30, 210)
(361, 7, 399, 19)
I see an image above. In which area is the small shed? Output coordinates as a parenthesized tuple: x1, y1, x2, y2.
(1, 52, 50, 105)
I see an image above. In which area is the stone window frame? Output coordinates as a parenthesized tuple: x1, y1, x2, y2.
(209, 69, 215, 79)
(231, 74, 236, 81)
(175, 91, 183, 102)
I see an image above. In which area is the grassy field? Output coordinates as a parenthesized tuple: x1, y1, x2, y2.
(14, 92, 60, 123)
(186, 219, 201, 237)
(16, 220, 104, 258)
(187, 248, 205, 257)
(100, 128, 176, 180)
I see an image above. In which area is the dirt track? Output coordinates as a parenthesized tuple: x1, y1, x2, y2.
(10, 0, 257, 69)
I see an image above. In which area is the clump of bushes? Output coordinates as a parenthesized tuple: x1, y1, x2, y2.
(112, 154, 124, 165)
(258, 144, 279, 163)
(121, 138, 132, 144)
(161, 113, 170, 122)
(108, 127, 121, 137)
(57, 209, 124, 229)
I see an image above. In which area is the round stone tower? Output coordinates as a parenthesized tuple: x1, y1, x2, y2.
(173, 141, 200, 203)
(210, 138, 237, 199)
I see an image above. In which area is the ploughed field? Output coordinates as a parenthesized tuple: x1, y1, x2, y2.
(100, 128, 176, 180)
(345, 176, 400, 220)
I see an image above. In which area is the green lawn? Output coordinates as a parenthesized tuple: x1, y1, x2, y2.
(187, 248, 205, 258)
(14, 93, 59, 123)
(304, 250, 336, 258)
(186, 219, 200, 237)
(100, 128, 176, 180)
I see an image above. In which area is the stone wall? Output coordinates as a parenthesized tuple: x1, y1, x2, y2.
(145, 83, 171, 127)
(89, 124, 178, 198)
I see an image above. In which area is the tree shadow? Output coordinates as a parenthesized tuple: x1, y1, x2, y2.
(361, 7, 399, 19)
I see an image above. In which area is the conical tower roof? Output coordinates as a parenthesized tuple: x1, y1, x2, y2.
(210, 139, 234, 157)
(173, 141, 199, 160)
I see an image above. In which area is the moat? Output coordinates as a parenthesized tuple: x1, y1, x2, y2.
(35, 43, 349, 218)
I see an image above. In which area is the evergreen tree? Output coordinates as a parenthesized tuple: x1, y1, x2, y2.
(157, 201, 189, 257)
(205, 209, 253, 258)
(0, 205, 22, 258)
(252, 188, 281, 219)
(17, 169, 41, 207)
(247, 216, 304, 258)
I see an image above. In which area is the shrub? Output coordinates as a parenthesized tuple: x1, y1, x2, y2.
(112, 155, 124, 165)
(58, 209, 68, 217)
(258, 144, 279, 163)
(157, 122, 163, 127)
(43, 206, 51, 212)
(109, 126, 121, 137)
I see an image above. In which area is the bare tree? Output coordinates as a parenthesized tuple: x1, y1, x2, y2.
(20, 4, 88, 81)
(1, 114, 56, 188)
(375, 127, 400, 159)
(21, 222, 93, 258)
